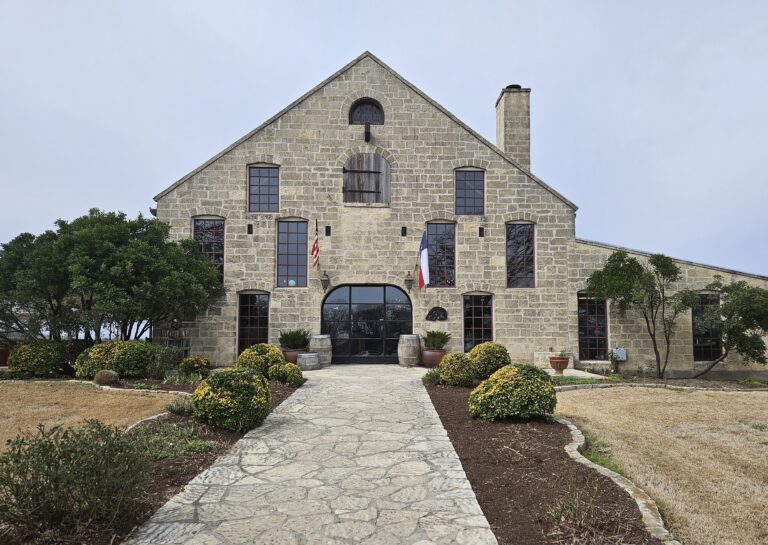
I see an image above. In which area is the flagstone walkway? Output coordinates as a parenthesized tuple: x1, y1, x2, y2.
(126, 365, 497, 545)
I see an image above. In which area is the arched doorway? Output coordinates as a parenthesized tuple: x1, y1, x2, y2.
(321, 284, 412, 363)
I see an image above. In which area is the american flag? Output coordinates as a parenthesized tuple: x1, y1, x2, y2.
(312, 220, 320, 270)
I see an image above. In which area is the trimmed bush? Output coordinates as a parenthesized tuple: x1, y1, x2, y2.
(268, 362, 304, 387)
(147, 345, 182, 380)
(192, 368, 271, 432)
(74, 340, 156, 379)
(438, 352, 475, 387)
(93, 369, 119, 386)
(278, 329, 311, 350)
(421, 368, 441, 386)
(468, 342, 512, 380)
(7, 341, 69, 377)
(235, 343, 284, 376)
(179, 354, 211, 378)
(468, 364, 557, 421)
(0, 420, 146, 536)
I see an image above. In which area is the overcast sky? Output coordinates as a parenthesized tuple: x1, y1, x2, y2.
(1, 1, 766, 275)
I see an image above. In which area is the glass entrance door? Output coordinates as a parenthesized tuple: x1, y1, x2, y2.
(321, 285, 412, 363)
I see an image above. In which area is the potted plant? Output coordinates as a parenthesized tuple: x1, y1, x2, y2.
(549, 350, 570, 375)
(421, 330, 452, 368)
(279, 329, 311, 363)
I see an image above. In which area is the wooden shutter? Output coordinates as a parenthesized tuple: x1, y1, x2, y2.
(343, 154, 390, 204)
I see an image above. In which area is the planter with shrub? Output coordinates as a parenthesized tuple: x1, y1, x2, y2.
(468, 364, 557, 421)
(179, 354, 211, 377)
(192, 368, 271, 432)
(278, 329, 311, 363)
(7, 341, 70, 378)
(421, 330, 452, 368)
(438, 352, 475, 387)
(236, 343, 285, 376)
(268, 362, 305, 387)
(468, 341, 512, 379)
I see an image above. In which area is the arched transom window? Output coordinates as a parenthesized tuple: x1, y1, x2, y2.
(349, 99, 384, 125)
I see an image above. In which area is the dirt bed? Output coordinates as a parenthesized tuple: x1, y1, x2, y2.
(426, 384, 661, 545)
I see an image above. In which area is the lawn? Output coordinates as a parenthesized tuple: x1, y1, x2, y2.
(556, 387, 768, 545)
(0, 381, 179, 450)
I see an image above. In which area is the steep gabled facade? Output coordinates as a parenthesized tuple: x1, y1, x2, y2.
(154, 52, 768, 378)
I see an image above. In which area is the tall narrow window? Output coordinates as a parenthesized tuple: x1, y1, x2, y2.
(349, 99, 384, 125)
(578, 293, 608, 361)
(692, 294, 722, 361)
(455, 170, 484, 215)
(248, 166, 279, 212)
(238, 293, 269, 353)
(277, 220, 308, 287)
(342, 154, 391, 204)
(506, 223, 535, 288)
(427, 223, 456, 287)
(463, 294, 493, 352)
(193, 218, 224, 281)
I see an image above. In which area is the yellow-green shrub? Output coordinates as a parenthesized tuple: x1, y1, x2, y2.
(268, 362, 304, 387)
(468, 342, 511, 379)
(235, 344, 284, 376)
(468, 364, 556, 421)
(179, 355, 211, 377)
(191, 368, 271, 432)
(74, 340, 155, 379)
(438, 352, 474, 387)
(7, 341, 69, 377)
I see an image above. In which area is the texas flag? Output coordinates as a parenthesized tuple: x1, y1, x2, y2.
(418, 230, 430, 289)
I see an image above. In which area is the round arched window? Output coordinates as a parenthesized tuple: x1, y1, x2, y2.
(349, 99, 384, 125)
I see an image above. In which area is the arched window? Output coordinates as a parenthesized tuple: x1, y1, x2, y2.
(343, 153, 391, 204)
(349, 99, 384, 125)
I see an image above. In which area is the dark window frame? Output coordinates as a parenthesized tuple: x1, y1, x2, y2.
(463, 294, 493, 352)
(506, 222, 536, 288)
(276, 220, 308, 288)
(426, 222, 456, 288)
(248, 165, 279, 213)
(238, 292, 269, 354)
(577, 293, 608, 361)
(455, 169, 485, 215)
(692, 293, 722, 362)
(349, 98, 384, 125)
(193, 217, 225, 282)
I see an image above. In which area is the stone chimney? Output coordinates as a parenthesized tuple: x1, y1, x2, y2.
(495, 84, 531, 170)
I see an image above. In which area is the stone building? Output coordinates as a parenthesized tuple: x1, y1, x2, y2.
(153, 51, 768, 378)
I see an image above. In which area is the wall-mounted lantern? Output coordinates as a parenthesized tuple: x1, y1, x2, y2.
(404, 271, 415, 292)
(320, 271, 330, 292)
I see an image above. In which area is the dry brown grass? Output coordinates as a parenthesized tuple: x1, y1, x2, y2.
(0, 381, 179, 451)
(556, 387, 768, 545)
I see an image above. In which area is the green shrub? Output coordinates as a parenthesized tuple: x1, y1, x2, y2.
(468, 364, 557, 421)
(278, 329, 311, 349)
(192, 368, 271, 432)
(147, 345, 182, 380)
(0, 421, 146, 536)
(74, 340, 156, 379)
(65, 339, 94, 365)
(422, 330, 452, 350)
(235, 343, 284, 376)
(422, 368, 441, 386)
(179, 354, 211, 378)
(93, 369, 119, 386)
(468, 341, 512, 379)
(7, 341, 69, 377)
(438, 352, 475, 387)
(165, 396, 193, 416)
(268, 362, 304, 387)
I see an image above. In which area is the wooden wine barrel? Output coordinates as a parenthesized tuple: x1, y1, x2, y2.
(397, 335, 421, 367)
(309, 335, 332, 367)
(297, 352, 321, 371)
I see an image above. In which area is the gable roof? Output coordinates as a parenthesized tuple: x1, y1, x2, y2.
(154, 51, 577, 209)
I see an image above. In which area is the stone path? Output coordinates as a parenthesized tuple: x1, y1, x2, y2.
(126, 365, 497, 545)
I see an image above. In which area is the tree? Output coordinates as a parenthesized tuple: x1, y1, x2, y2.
(586, 251, 696, 378)
(691, 277, 768, 378)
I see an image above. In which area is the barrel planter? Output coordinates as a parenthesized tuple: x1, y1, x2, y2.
(297, 352, 321, 371)
(309, 334, 332, 367)
(397, 335, 421, 367)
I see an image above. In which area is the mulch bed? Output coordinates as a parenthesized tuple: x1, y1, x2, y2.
(426, 384, 663, 545)
(1, 381, 299, 545)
